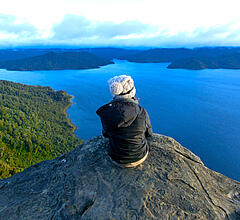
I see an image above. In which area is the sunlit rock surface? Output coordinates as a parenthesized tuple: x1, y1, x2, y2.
(0, 134, 240, 219)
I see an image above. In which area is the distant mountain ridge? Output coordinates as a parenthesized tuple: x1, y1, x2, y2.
(168, 52, 240, 70)
(0, 51, 114, 71)
(1, 47, 240, 70)
(119, 47, 240, 70)
(0, 47, 140, 62)
(119, 48, 194, 63)
(83, 47, 140, 59)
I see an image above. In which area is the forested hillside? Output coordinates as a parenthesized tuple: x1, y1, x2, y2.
(0, 51, 114, 71)
(0, 80, 82, 179)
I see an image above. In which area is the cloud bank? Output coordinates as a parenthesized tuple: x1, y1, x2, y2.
(0, 14, 38, 46)
(1, 13, 240, 48)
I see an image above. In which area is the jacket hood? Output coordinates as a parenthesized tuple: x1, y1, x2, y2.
(96, 99, 140, 128)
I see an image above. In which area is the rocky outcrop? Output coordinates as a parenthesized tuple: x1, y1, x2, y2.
(0, 134, 240, 219)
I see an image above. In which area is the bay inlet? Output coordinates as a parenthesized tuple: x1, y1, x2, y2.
(1, 59, 240, 181)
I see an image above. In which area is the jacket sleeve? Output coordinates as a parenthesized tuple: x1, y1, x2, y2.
(102, 128, 109, 138)
(145, 109, 153, 137)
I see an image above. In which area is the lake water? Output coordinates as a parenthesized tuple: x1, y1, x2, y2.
(0, 59, 240, 181)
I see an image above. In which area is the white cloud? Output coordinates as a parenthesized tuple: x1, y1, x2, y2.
(0, 14, 37, 36)
(0, 14, 39, 47)
(47, 15, 240, 47)
(52, 15, 157, 40)
(0, 0, 240, 47)
(1, 0, 240, 30)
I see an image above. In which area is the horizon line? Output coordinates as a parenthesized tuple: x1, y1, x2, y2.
(1, 45, 240, 50)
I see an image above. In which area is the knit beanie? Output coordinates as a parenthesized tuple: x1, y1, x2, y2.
(108, 75, 136, 99)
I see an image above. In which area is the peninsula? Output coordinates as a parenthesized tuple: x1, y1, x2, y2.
(0, 51, 114, 71)
(0, 80, 82, 179)
(167, 53, 240, 70)
(119, 47, 240, 70)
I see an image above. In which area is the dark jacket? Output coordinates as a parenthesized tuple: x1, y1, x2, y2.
(96, 97, 153, 164)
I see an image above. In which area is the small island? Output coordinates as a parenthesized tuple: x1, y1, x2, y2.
(167, 53, 240, 70)
(0, 51, 114, 71)
(119, 47, 240, 70)
(0, 80, 82, 179)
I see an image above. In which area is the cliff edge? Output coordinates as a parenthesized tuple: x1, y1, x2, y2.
(0, 134, 240, 219)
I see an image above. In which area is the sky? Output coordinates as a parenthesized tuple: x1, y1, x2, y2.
(0, 0, 240, 48)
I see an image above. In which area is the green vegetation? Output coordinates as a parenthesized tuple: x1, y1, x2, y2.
(0, 51, 114, 71)
(0, 80, 82, 179)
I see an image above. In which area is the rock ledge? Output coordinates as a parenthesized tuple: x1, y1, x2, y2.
(0, 134, 240, 219)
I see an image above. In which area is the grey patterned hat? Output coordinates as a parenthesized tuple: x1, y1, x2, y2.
(108, 75, 136, 98)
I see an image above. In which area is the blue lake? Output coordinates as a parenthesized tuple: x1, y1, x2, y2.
(0, 59, 240, 181)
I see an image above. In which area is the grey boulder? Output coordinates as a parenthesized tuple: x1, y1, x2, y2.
(0, 134, 240, 219)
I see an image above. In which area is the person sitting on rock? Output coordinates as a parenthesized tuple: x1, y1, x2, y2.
(96, 75, 153, 168)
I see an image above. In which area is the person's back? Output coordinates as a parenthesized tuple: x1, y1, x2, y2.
(96, 75, 152, 167)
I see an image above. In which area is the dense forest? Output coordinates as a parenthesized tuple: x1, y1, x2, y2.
(0, 51, 114, 71)
(0, 80, 82, 179)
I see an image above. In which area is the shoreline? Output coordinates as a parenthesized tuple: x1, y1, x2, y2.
(0, 80, 83, 178)
(0, 79, 81, 140)
(63, 93, 79, 136)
